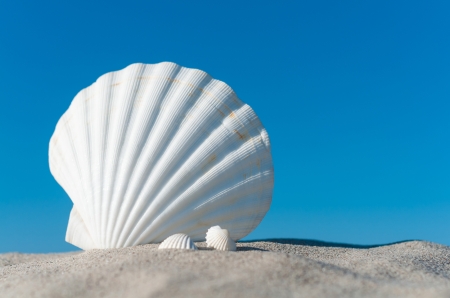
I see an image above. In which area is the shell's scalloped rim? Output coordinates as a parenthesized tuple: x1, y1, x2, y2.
(93, 62, 233, 105)
(50, 62, 244, 143)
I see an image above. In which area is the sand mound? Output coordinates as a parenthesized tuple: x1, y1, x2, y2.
(1, 240, 450, 297)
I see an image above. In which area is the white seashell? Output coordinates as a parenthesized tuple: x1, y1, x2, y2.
(49, 62, 274, 250)
(158, 233, 197, 250)
(205, 226, 236, 251)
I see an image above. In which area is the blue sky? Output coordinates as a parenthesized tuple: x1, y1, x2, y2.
(1, 1, 449, 253)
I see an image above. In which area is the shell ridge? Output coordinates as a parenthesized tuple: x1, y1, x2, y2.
(219, 188, 273, 240)
(114, 65, 195, 246)
(125, 103, 258, 244)
(130, 115, 267, 244)
(90, 73, 121, 246)
(104, 66, 149, 246)
(50, 130, 90, 246)
(111, 62, 182, 245)
(123, 70, 213, 201)
(67, 84, 99, 244)
(119, 72, 223, 246)
(158, 233, 196, 250)
(181, 236, 186, 249)
(133, 135, 269, 244)
(121, 78, 243, 246)
(123, 84, 234, 222)
(247, 178, 274, 235)
(49, 131, 81, 210)
(61, 114, 98, 246)
(108, 64, 157, 246)
(49, 107, 77, 192)
(50, 116, 82, 204)
(74, 71, 117, 247)
(244, 148, 274, 238)
(205, 226, 236, 251)
(104, 64, 147, 246)
(102, 64, 165, 246)
(238, 132, 273, 236)
(114, 63, 184, 245)
(137, 136, 264, 241)
(194, 173, 264, 210)
(131, 138, 255, 244)
(66, 206, 96, 249)
(226, 105, 274, 238)
(248, 139, 274, 234)
(81, 85, 97, 243)
(144, 169, 271, 242)
(180, 173, 273, 241)
(183, 235, 189, 249)
(174, 235, 181, 248)
(219, 237, 227, 248)
(62, 87, 99, 245)
(98, 71, 120, 247)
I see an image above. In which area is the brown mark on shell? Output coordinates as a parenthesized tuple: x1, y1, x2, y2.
(201, 154, 217, 171)
(234, 129, 247, 140)
(206, 154, 217, 165)
(217, 109, 225, 117)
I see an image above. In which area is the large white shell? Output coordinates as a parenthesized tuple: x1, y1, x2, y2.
(49, 62, 274, 249)
(158, 233, 197, 250)
(205, 226, 236, 251)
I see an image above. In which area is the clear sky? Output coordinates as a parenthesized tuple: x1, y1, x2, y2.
(1, 1, 449, 253)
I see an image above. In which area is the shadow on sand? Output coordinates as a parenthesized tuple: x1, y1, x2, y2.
(238, 238, 416, 250)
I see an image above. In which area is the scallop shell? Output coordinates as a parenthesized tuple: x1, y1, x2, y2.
(49, 62, 274, 250)
(205, 226, 236, 251)
(158, 233, 197, 250)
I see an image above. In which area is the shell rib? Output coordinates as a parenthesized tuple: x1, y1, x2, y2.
(49, 62, 274, 250)
(205, 226, 236, 251)
(158, 233, 197, 250)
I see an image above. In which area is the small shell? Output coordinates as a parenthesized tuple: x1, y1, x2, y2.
(205, 226, 236, 251)
(158, 233, 197, 250)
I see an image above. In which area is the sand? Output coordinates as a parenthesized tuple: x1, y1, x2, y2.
(1, 239, 450, 297)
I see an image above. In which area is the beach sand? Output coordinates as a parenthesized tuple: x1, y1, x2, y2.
(1, 239, 449, 297)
